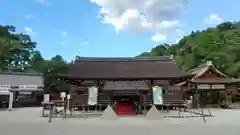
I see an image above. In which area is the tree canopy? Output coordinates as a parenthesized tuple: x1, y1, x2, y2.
(0, 25, 70, 93)
(137, 22, 240, 78)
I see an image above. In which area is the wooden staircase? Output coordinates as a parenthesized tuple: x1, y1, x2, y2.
(115, 103, 136, 115)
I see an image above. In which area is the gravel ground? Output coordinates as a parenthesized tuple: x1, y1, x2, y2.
(0, 108, 240, 135)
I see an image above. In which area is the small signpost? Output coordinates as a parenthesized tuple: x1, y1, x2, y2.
(66, 94, 71, 114)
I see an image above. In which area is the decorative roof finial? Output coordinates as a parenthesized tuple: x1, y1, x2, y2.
(206, 60, 212, 66)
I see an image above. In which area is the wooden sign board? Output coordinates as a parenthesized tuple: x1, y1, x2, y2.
(197, 84, 225, 90)
(19, 85, 38, 90)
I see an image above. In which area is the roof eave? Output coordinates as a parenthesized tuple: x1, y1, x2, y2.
(58, 75, 192, 81)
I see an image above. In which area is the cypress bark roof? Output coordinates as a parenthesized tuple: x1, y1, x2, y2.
(175, 61, 240, 86)
(187, 61, 240, 84)
(188, 61, 228, 79)
(60, 56, 191, 80)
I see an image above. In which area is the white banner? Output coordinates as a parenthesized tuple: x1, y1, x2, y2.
(152, 86, 163, 105)
(19, 91, 32, 95)
(44, 94, 50, 102)
(197, 84, 210, 89)
(19, 85, 38, 90)
(88, 86, 98, 105)
(211, 84, 225, 89)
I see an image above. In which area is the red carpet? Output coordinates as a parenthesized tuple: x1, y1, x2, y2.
(115, 103, 136, 115)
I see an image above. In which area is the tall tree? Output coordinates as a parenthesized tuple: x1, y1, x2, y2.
(43, 55, 70, 93)
(0, 25, 36, 71)
(0, 34, 22, 71)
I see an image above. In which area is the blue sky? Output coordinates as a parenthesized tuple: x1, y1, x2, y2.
(1, 0, 239, 61)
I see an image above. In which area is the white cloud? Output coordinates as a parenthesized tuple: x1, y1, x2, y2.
(175, 38, 181, 43)
(175, 29, 184, 36)
(37, 0, 51, 5)
(24, 27, 36, 36)
(152, 33, 166, 42)
(204, 14, 222, 25)
(90, 0, 188, 41)
(157, 20, 182, 29)
(79, 41, 89, 45)
(24, 14, 33, 19)
(152, 28, 184, 43)
(61, 42, 65, 45)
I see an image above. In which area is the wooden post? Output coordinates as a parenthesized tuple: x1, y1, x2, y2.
(108, 92, 112, 107)
(225, 84, 229, 106)
(195, 85, 200, 109)
(139, 91, 142, 115)
(70, 97, 73, 116)
(48, 103, 54, 123)
(143, 93, 146, 115)
(96, 80, 102, 112)
(216, 90, 219, 107)
(41, 105, 45, 117)
(64, 101, 67, 118)
(196, 84, 207, 123)
(225, 90, 228, 106)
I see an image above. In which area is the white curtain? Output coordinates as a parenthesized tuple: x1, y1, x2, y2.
(88, 86, 98, 105)
(152, 86, 163, 105)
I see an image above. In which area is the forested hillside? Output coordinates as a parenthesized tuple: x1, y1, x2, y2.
(138, 22, 240, 78)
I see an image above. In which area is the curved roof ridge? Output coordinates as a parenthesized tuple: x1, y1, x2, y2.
(189, 60, 229, 79)
(75, 56, 173, 62)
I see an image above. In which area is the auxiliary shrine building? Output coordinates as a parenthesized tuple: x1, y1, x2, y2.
(0, 72, 44, 110)
(58, 56, 239, 115)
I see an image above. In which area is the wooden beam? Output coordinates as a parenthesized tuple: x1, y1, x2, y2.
(145, 80, 153, 88)
(95, 80, 106, 89)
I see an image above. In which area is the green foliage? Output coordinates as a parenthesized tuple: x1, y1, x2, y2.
(0, 24, 71, 93)
(0, 25, 36, 71)
(42, 55, 70, 93)
(138, 21, 240, 78)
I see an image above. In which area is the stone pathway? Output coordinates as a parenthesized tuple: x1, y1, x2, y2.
(0, 108, 240, 135)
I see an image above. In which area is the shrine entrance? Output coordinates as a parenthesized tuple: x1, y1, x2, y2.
(113, 95, 139, 116)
